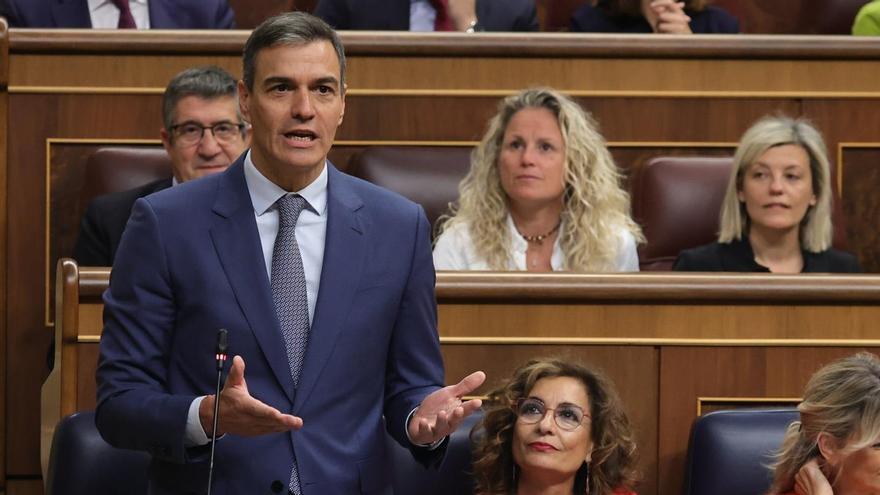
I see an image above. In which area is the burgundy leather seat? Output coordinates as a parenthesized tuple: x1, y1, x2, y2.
(348, 146, 472, 231)
(630, 155, 850, 271)
(78, 147, 172, 213)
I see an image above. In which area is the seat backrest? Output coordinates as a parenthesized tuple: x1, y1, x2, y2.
(387, 409, 482, 495)
(631, 155, 851, 271)
(347, 146, 472, 231)
(631, 156, 733, 271)
(683, 408, 798, 495)
(46, 411, 150, 495)
(78, 147, 172, 213)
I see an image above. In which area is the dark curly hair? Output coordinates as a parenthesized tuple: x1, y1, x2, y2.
(471, 357, 639, 494)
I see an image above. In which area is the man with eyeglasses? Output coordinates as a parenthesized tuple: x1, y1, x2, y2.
(74, 66, 249, 266)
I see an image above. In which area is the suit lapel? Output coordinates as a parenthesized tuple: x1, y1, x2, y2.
(209, 159, 296, 403)
(293, 166, 366, 411)
(53, 0, 91, 27)
(146, 0, 173, 28)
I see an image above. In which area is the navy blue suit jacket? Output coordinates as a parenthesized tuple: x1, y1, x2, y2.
(2, 0, 235, 28)
(570, 5, 739, 33)
(314, 0, 538, 31)
(95, 158, 444, 494)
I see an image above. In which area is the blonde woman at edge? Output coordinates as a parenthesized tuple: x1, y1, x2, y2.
(433, 88, 643, 272)
(674, 115, 861, 273)
(767, 352, 880, 495)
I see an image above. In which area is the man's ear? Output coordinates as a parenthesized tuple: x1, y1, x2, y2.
(238, 80, 251, 122)
(160, 127, 172, 153)
(338, 83, 347, 125)
(817, 432, 842, 466)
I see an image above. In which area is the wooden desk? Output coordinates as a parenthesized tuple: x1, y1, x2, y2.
(7, 30, 880, 493)
(45, 261, 880, 495)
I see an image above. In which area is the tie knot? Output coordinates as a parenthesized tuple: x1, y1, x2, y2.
(109, 0, 131, 11)
(276, 194, 308, 227)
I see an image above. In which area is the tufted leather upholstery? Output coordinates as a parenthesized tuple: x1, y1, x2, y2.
(682, 408, 799, 495)
(348, 146, 472, 231)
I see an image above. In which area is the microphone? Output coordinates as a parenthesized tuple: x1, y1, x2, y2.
(207, 329, 228, 495)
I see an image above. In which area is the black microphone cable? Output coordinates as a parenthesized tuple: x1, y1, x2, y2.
(207, 328, 228, 495)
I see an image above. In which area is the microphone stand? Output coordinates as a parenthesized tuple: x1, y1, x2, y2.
(207, 329, 228, 495)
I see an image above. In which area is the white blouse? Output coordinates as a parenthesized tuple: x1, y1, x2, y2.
(433, 216, 640, 272)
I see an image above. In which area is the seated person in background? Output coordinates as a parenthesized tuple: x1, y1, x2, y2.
(472, 357, 639, 495)
(852, 0, 880, 35)
(1, 0, 235, 28)
(766, 352, 880, 495)
(571, 0, 738, 34)
(314, 0, 538, 32)
(74, 66, 248, 266)
(673, 116, 861, 273)
(433, 87, 642, 272)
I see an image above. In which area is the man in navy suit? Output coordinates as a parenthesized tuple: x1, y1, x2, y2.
(74, 66, 249, 267)
(96, 11, 484, 494)
(315, 0, 539, 32)
(1, 0, 235, 28)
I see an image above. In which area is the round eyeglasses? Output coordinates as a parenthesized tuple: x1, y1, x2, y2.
(169, 122, 245, 146)
(515, 397, 590, 431)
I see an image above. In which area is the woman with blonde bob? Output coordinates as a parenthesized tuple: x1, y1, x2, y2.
(674, 115, 861, 273)
(767, 352, 880, 495)
(472, 357, 639, 495)
(433, 88, 643, 272)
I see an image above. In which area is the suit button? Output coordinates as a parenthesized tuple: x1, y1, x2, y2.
(270, 480, 284, 493)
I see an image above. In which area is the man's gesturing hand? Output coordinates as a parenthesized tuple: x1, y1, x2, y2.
(408, 370, 486, 445)
(199, 356, 302, 437)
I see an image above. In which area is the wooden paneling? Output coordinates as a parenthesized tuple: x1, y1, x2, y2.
(3, 479, 41, 495)
(50, 271, 880, 495)
(839, 146, 880, 270)
(658, 346, 880, 495)
(9, 31, 880, 484)
(0, 15, 7, 495)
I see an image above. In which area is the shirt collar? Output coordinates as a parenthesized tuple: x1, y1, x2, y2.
(243, 150, 328, 217)
(89, 0, 147, 10)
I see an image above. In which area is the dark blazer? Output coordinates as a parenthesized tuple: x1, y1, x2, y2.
(673, 238, 863, 273)
(73, 178, 172, 267)
(570, 5, 739, 33)
(314, 0, 539, 31)
(2, 0, 235, 28)
(95, 157, 445, 494)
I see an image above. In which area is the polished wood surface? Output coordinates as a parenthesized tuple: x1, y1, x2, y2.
(46, 267, 880, 495)
(7, 30, 880, 488)
(0, 17, 7, 493)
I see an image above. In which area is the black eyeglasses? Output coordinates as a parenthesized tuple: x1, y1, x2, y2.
(169, 122, 245, 146)
(515, 397, 590, 431)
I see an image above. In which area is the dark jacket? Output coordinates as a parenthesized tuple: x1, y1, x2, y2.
(73, 178, 172, 266)
(315, 0, 539, 31)
(673, 238, 862, 273)
(571, 4, 739, 33)
(2, 0, 234, 28)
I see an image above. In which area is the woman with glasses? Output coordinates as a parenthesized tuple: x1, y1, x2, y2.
(471, 357, 639, 494)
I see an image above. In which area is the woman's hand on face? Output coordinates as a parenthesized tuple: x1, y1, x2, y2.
(794, 459, 834, 495)
(648, 0, 693, 34)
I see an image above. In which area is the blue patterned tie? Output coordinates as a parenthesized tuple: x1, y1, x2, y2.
(270, 194, 310, 495)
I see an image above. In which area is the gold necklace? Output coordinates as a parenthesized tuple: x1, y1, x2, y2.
(517, 219, 561, 245)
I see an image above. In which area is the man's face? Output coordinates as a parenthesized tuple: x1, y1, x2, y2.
(238, 41, 345, 191)
(160, 95, 248, 183)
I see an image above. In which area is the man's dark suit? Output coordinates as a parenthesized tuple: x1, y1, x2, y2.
(1, 0, 235, 28)
(73, 178, 172, 267)
(95, 157, 445, 494)
(314, 0, 539, 31)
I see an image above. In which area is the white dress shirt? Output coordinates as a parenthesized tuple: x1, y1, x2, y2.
(185, 152, 328, 446)
(88, 0, 150, 29)
(410, 0, 437, 31)
(433, 215, 640, 271)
